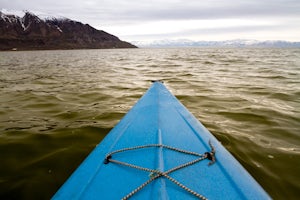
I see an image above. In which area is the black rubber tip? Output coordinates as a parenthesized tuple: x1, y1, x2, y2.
(104, 155, 112, 164)
(151, 80, 164, 83)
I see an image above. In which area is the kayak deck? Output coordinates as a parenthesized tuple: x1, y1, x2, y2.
(52, 81, 270, 199)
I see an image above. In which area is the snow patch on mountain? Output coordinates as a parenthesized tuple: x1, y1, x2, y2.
(37, 14, 70, 22)
(0, 12, 19, 23)
(0, 9, 24, 18)
(1, 9, 69, 23)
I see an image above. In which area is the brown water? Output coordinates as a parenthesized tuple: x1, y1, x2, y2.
(0, 48, 300, 199)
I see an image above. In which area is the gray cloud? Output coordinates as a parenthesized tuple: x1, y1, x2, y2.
(116, 2, 299, 21)
(122, 24, 285, 39)
(74, 1, 300, 24)
(2, 0, 300, 21)
(1, 0, 300, 41)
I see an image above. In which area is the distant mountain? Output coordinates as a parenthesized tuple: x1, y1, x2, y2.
(0, 11, 137, 50)
(132, 39, 300, 48)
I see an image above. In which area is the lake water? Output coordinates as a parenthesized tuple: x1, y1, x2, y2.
(0, 48, 300, 199)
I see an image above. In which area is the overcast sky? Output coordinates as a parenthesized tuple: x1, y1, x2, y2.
(1, 0, 300, 42)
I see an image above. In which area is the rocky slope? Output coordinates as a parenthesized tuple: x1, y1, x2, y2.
(0, 11, 137, 50)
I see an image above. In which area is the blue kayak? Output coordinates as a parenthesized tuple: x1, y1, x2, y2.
(52, 81, 270, 199)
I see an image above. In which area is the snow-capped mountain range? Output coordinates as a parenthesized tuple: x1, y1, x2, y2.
(132, 39, 300, 48)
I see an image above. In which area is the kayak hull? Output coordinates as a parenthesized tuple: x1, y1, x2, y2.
(52, 82, 270, 199)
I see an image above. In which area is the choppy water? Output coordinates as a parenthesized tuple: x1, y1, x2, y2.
(0, 48, 300, 199)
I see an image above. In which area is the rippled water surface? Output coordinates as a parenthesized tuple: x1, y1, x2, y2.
(0, 48, 300, 199)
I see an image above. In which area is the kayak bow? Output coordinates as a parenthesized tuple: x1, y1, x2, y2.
(52, 81, 270, 200)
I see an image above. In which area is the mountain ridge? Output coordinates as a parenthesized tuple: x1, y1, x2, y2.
(132, 39, 300, 48)
(0, 11, 137, 50)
